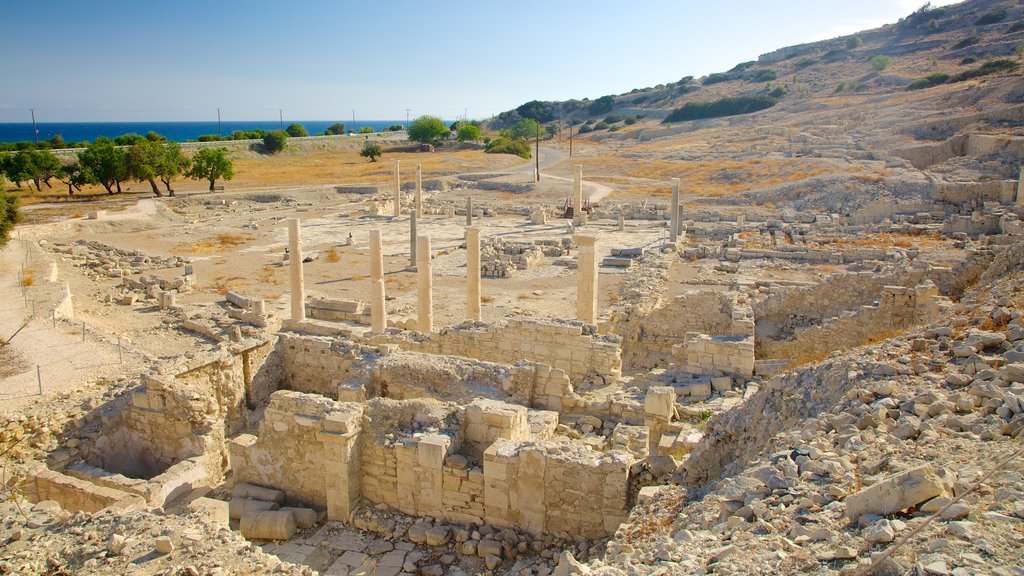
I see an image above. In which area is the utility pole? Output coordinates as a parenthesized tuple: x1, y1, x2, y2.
(568, 112, 573, 158)
(464, 108, 468, 122)
(217, 108, 222, 136)
(279, 109, 283, 130)
(31, 109, 38, 144)
(535, 128, 540, 182)
(352, 109, 356, 131)
(405, 108, 411, 128)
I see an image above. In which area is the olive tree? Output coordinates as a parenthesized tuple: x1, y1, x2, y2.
(187, 148, 234, 191)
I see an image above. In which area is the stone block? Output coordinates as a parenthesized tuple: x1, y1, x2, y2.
(845, 465, 945, 519)
(644, 387, 675, 419)
(186, 497, 229, 527)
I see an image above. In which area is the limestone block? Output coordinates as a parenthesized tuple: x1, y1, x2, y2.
(233, 483, 285, 504)
(240, 510, 297, 541)
(711, 377, 732, 392)
(644, 387, 675, 419)
(845, 465, 945, 519)
(278, 506, 318, 529)
(229, 497, 280, 520)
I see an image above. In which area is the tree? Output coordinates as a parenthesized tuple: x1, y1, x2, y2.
(0, 190, 21, 249)
(3, 151, 36, 188)
(187, 147, 234, 191)
(4, 150, 62, 191)
(587, 95, 615, 116)
(56, 161, 90, 195)
(263, 130, 288, 154)
(113, 132, 146, 146)
(78, 139, 129, 193)
(127, 140, 165, 196)
(387, 124, 404, 131)
(457, 123, 481, 142)
(286, 123, 308, 137)
(508, 118, 542, 140)
(516, 100, 555, 122)
(359, 126, 374, 134)
(360, 141, 383, 162)
(156, 142, 189, 195)
(324, 122, 346, 135)
(407, 116, 448, 146)
(146, 131, 167, 142)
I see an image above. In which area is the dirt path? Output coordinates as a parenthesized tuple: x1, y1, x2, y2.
(0, 235, 148, 411)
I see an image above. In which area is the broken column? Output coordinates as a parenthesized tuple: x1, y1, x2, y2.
(1017, 167, 1024, 206)
(288, 218, 305, 321)
(670, 178, 680, 243)
(417, 235, 433, 332)
(618, 213, 625, 232)
(574, 234, 598, 324)
(573, 164, 584, 226)
(409, 211, 417, 267)
(466, 227, 481, 322)
(466, 196, 473, 226)
(393, 161, 401, 217)
(369, 229, 387, 334)
(415, 163, 423, 217)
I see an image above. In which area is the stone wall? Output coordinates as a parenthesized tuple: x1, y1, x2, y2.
(6, 460, 145, 513)
(229, 392, 635, 537)
(684, 334, 755, 378)
(759, 283, 950, 360)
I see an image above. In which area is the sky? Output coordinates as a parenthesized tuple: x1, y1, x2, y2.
(0, 0, 961, 123)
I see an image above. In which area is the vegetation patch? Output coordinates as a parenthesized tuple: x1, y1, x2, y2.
(663, 96, 778, 123)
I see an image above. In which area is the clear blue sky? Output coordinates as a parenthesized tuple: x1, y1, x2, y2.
(0, 0, 958, 123)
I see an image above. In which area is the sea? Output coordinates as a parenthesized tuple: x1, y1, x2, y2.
(0, 120, 425, 145)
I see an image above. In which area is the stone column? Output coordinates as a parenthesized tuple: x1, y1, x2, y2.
(369, 229, 387, 334)
(466, 196, 473, 226)
(288, 218, 305, 321)
(574, 234, 598, 324)
(415, 163, 423, 218)
(466, 227, 481, 322)
(669, 178, 680, 242)
(572, 164, 584, 226)
(409, 211, 417, 267)
(618, 213, 625, 231)
(393, 161, 401, 217)
(417, 235, 433, 333)
(1017, 167, 1024, 206)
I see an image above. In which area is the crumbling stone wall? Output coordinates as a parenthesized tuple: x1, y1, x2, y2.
(684, 334, 755, 378)
(229, 392, 634, 537)
(6, 460, 145, 513)
(278, 333, 369, 397)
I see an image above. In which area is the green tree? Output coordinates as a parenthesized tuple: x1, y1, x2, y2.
(0, 190, 21, 249)
(359, 126, 374, 134)
(78, 139, 129, 193)
(846, 36, 863, 49)
(516, 100, 556, 122)
(6, 150, 63, 191)
(870, 55, 892, 71)
(407, 116, 448, 146)
(127, 140, 165, 196)
(286, 123, 308, 137)
(113, 133, 146, 146)
(56, 161, 90, 195)
(187, 147, 234, 191)
(359, 141, 383, 162)
(587, 95, 615, 116)
(3, 151, 36, 188)
(157, 142, 189, 195)
(456, 124, 481, 142)
(263, 130, 288, 154)
(508, 118, 542, 140)
(146, 131, 167, 142)
(387, 124, 404, 131)
(324, 122, 346, 135)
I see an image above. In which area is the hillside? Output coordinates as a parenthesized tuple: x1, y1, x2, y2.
(491, 0, 1023, 212)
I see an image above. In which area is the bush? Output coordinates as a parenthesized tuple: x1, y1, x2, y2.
(285, 123, 308, 137)
(594, 122, 609, 130)
(749, 69, 777, 82)
(197, 134, 222, 142)
(516, 100, 556, 122)
(907, 73, 950, 90)
(603, 114, 623, 124)
(508, 119, 542, 140)
(795, 58, 817, 69)
(359, 126, 374, 134)
(953, 34, 980, 49)
(950, 58, 1020, 81)
(359, 142, 383, 162)
(263, 130, 288, 153)
(457, 124, 481, 142)
(324, 122, 346, 135)
(484, 137, 530, 159)
(729, 61, 756, 73)
(976, 8, 1007, 25)
(846, 36, 863, 49)
(702, 72, 732, 85)
(407, 116, 448, 145)
(587, 95, 614, 116)
(961, 56, 979, 64)
(388, 124, 404, 132)
(870, 55, 892, 71)
(577, 125, 593, 134)
(0, 190, 21, 248)
(663, 95, 778, 123)
(113, 133, 146, 146)
(624, 116, 638, 125)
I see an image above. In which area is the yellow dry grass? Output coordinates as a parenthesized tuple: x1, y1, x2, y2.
(325, 248, 341, 263)
(21, 268, 34, 286)
(176, 233, 253, 254)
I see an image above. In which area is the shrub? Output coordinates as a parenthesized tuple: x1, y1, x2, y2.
(950, 58, 1020, 81)
(324, 122, 346, 135)
(407, 116, 448, 145)
(359, 126, 374, 134)
(263, 130, 288, 153)
(663, 95, 777, 123)
(577, 125, 593, 134)
(456, 124, 481, 142)
(729, 61, 756, 73)
(603, 114, 624, 124)
(960, 56, 979, 64)
(113, 133, 146, 146)
(624, 116, 637, 125)
(587, 95, 614, 116)
(516, 100, 556, 122)
(594, 122, 609, 130)
(870, 55, 892, 71)
(359, 141, 382, 162)
(197, 134, 222, 142)
(703, 72, 732, 85)
(608, 125, 621, 132)
(795, 58, 817, 69)
(749, 69, 777, 82)
(907, 73, 950, 90)
(954, 34, 980, 49)
(387, 124, 404, 131)
(0, 190, 21, 248)
(484, 137, 530, 159)
(846, 36, 863, 49)
(285, 123, 308, 137)
(976, 8, 1007, 25)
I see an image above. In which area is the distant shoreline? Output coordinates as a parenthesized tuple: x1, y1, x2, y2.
(0, 120, 454, 145)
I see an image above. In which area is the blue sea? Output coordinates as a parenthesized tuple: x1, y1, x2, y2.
(0, 120, 426, 145)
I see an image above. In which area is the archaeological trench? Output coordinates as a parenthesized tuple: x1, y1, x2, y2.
(3, 151, 1024, 575)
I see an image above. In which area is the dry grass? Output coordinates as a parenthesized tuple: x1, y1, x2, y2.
(257, 267, 282, 285)
(481, 295, 495, 304)
(813, 231, 950, 250)
(325, 248, 341, 263)
(20, 268, 34, 287)
(783, 351, 829, 371)
(177, 233, 253, 255)
(210, 275, 245, 293)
